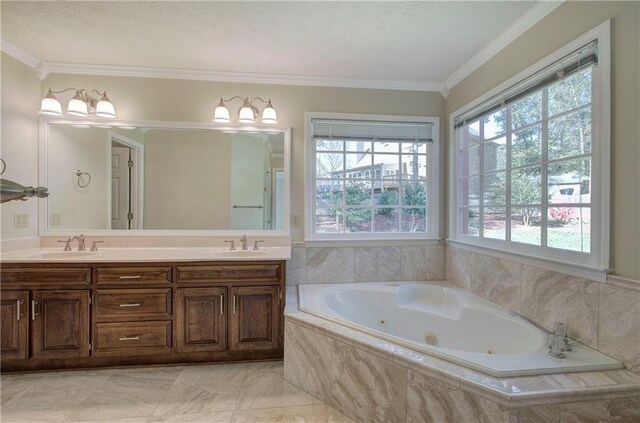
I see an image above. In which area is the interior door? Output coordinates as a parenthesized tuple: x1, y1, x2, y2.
(32, 290, 90, 359)
(1, 290, 29, 360)
(111, 146, 130, 229)
(230, 286, 279, 351)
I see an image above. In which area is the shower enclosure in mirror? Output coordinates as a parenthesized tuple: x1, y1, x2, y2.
(39, 119, 290, 235)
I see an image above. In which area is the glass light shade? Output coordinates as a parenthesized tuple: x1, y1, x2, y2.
(95, 94, 116, 118)
(40, 95, 63, 116)
(238, 105, 255, 123)
(261, 103, 277, 124)
(67, 94, 89, 117)
(213, 102, 231, 123)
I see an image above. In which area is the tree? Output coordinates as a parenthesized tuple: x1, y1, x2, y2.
(483, 67, 592, 226)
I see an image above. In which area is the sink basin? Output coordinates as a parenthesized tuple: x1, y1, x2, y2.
(36, 251, 97, 259)
(216, 250, 268, 258)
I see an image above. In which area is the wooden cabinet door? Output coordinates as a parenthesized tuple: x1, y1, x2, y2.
(230, 286, 280, 351)
(32, 290, 90, 359)
(175, 287, 227, 352)
(1, 291, 29, 360)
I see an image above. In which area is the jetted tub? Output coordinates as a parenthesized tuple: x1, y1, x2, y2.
(298, 281, 622, 377)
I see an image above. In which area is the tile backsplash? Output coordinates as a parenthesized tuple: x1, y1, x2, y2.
(445, 245, 640, 375)
(286, 244, 445, 285)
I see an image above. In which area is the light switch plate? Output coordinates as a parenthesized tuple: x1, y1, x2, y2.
(50, 212, 62, 226)
(13, 213, 29, 228)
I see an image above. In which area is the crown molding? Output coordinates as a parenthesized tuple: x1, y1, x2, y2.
(442, 0, 564, 94)
(0, 39, 49, 79)
(41, 61, 443, 93)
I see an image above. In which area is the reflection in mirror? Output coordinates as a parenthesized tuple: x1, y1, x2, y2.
(46, 124, 286, 231)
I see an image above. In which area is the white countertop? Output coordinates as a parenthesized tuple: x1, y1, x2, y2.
(0, 247, 291, 263)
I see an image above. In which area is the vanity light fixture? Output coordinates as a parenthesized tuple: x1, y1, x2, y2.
(40, 88, 117, 118)
(213, 96, 278, 124)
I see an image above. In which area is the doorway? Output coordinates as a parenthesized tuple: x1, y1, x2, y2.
(110, 132, 144, 229)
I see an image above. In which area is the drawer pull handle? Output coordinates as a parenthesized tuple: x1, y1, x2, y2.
(119, 275, 141, 279)
(119, 303, 141, 307)
(220, 294, 224, 315)
(118, 336, 140, 341)
(233, 295, 237, 315)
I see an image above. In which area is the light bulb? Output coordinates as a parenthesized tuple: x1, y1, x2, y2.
(238, 105, 255, 123)
(213, 99, 231, 123)
(261, 100, 277, 124)
(67, 92, 88, 117)
(95, 92, 116, 118)
(40, 90, 63, 116)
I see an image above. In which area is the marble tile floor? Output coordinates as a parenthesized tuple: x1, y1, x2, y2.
(0, 362, 355, 423)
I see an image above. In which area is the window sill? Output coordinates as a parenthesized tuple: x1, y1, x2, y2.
(446, 239, 609, 283)
(303, 238, 442, 248)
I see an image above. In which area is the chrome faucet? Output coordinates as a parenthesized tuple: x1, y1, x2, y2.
(240, 234, 249, 251)
(548, 322, 571, 358)
(72, 234, 86, 251)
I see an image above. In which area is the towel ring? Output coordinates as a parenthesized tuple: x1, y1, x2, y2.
(0, 158, 6, 176)
(76, 170, 91, 188)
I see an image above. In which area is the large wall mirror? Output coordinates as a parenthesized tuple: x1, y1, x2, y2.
(39, 119, 290, 236)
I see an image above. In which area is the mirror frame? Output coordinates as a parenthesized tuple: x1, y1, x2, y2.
(38, 116, 291, 237)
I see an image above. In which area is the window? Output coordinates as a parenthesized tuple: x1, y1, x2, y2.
(451, 24, 610, 272)
(306, 113, 439, 240)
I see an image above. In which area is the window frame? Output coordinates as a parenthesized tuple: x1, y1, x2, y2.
(305, 112, 440, 242)
(448, 21, 611, 280)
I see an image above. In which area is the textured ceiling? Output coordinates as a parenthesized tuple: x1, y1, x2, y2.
(1, 1, 537, 83)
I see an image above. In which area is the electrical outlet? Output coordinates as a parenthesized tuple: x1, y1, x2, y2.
(13, 213, 29, 228)
(292, 214, 301, 227)
(50, 213, 62, 226)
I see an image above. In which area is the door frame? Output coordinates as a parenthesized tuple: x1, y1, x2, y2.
(109, 131, 144, 230)
(272, 167, 285, 231)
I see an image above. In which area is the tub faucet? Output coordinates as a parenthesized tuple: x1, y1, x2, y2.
(72, 234, 86, 251)
(552, 322, 572, 351)
(240, 234, 248, 251)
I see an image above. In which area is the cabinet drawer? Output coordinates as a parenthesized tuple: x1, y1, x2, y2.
(94, 321, 171, 353)
(95, 267, 171, 285)
(95, 289, 171, 320)
(176, 264, 281, 282)
(1, 268, 90, 286)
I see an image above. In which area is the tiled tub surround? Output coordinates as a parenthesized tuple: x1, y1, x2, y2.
(446, 245, 640, 376)
(297, 282, 622, 377)
(286, 244, 445, 285)
(284, 288, 640, 423)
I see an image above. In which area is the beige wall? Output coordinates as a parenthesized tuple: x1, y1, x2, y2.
(446, 2, 640, 280)
(41, 74, 446, 239)
(143, 129, 232, 230)
(0, 53, 41, 240)
(48, 126, 110, 229)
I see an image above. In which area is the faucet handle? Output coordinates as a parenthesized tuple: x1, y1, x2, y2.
(548, 334, 566, 358)
(90, 241, 104, 252)
(253, 240, 265, 250)
(552, 322, 566, 337)
(224, 240, 236, 251)
(57, 238, 73, 251)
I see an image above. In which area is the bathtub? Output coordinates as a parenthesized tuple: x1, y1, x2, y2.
(298, 281, 622, 377)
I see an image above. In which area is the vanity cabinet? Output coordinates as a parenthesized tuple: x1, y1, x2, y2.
(0, 290, 29, 360)
(175, 287, 227, 352)
(0, 260, 285, 372)
(32, 290, 91, 359)
(230, 286, 281, 351)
